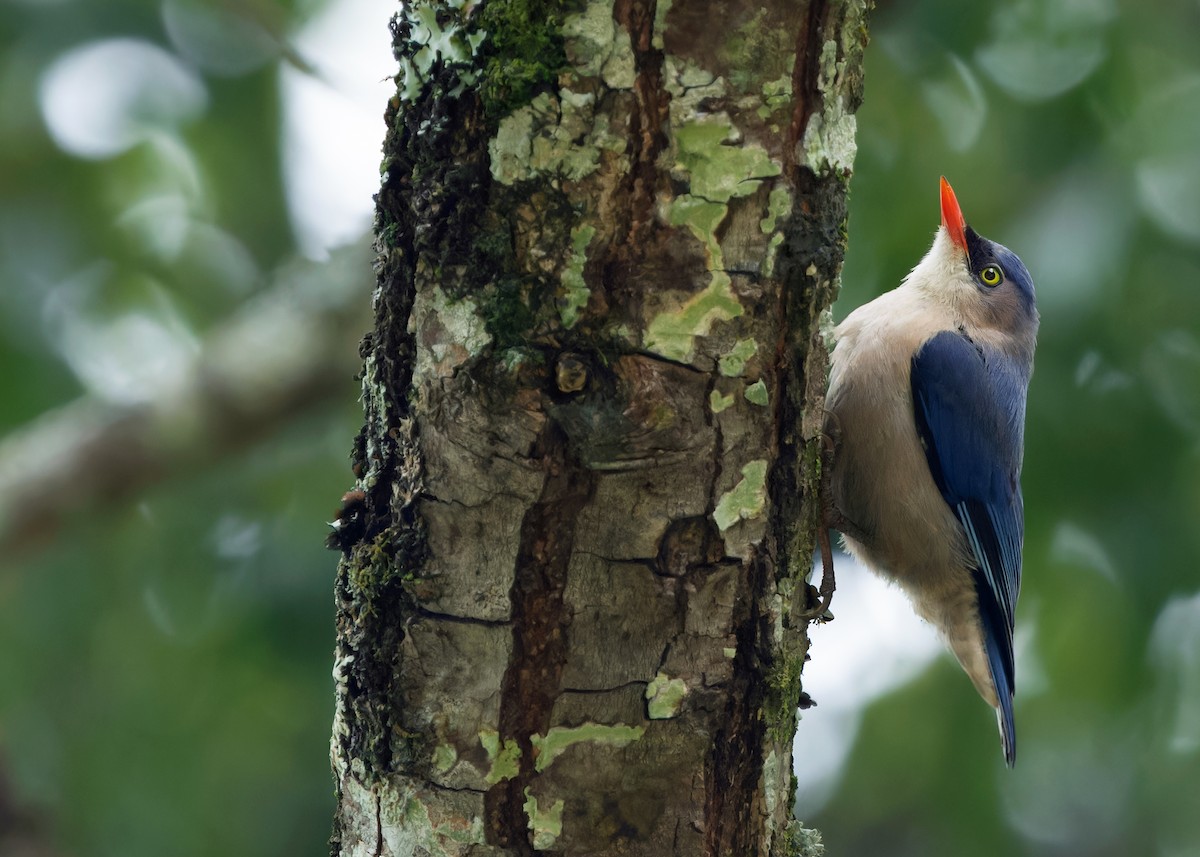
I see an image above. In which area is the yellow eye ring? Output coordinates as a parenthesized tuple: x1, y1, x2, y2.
(980, 265, 1002, 286)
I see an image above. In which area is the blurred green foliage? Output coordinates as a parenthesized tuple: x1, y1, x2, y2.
(2, 0, 1200, 855)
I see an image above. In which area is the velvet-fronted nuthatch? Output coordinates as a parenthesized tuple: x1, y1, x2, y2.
(824, 177, 1038, 766)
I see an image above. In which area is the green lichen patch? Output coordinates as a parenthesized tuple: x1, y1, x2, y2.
(531, 723, 646, 772)
(523, 789, 565, 850)
(801, 38, 860, 173)
(489, 102, 538, 184)
(663, 56, 728, 120)
(758, 187, 793, 277)
(760, 186, 793, 233)
(719, 338, 759, 377)
(745, 380, 768, 406)
(410, 284, 494, 380)
(378, 783, 487, 853)
(674, 120, 782, 203)
(643, 120, 784, 363)
(644, 271, 743, 363)
(645, 672, 689, 719)
(480, 730, 521, 785)
(560, 222, 596, 328)
(713, 459, 768, 531)
(710, 390, 735, 413)
(763, 231, 785, 278)
(652, 0, 674, 49)
(432, 743, 457, 774)
(667, 195, 728, 240)
(819, 306, 838, 352)
(759, 72, 793, 119)
(562, 1, 636, 89)
(782, 819, 826, 857)
(489, 90, 625, 185)
(723, 8, 795, 91)
(534, 90, 599, 170)
(762, 749, 782, 818)
(643, 195, 744, 363)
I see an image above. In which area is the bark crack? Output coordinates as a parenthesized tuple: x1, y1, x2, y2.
(703, 372, 724, 512)
(414, 607, 511, 628)
(628, 348, 711, 375)
(420, 490, 539, 511)
(785, 0, 831, 179)
(613, 0, 670, 243)
(572, 548, 659, 567)
(703, 553, 768, 856)
(559, 680, 650, 696)
(484, 421, 597, 853)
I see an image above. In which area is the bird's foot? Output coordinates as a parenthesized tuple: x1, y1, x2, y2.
(797, 522, 837, 622)
(798, 432, 841, 622)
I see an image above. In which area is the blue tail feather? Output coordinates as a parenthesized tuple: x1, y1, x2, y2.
(975, 574, 1016, 767)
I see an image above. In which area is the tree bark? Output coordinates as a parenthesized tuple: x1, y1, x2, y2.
(330, 2, 870, 855)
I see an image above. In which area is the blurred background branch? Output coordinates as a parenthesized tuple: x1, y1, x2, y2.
(0, 242, 370, 556)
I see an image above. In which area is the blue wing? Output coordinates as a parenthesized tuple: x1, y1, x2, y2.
(910, 330, 1028, 766)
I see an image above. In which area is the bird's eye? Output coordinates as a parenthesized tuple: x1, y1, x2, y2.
(980, 265, 1003, 287)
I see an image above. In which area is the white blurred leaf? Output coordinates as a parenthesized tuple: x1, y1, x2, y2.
(162, 0, 279, 77)
(921, 54, 987, 152)
(1143, 330, 1200, 435)
(976, 0, 1115, 101)
(1149, 593, 1200, 754)
(39, 38, 207, 159)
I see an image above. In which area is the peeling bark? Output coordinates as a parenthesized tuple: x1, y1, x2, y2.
(330, 2, 871, 855)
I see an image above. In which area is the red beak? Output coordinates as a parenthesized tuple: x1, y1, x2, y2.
(940, 176, 967, 252)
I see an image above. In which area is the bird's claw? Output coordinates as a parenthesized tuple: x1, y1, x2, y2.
(796, 431, 842, 622)
(798, 514, 837, 622)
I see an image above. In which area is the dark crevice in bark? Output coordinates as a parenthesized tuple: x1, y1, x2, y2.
(703, 552, 770, 857)
(627, 349, 710, 375)
(414, 607, 512, 627)
(708, 410, 725, 513)
(484, 421, 598, 853)
(774, 0, 867, 596)
(559, 680, 651, 695)
(613, 0, 670, 242)
(773, 171, 849, 594)
(785, 0, 830, 180)
(595, 0, 672, 331)
(573, 549, 658, 568)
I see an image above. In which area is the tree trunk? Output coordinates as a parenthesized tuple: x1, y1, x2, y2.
(329, 1, 870, 854)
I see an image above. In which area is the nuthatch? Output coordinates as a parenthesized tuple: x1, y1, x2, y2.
(824, 177, 1038, 766)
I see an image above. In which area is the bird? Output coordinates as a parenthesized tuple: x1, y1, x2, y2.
(823, 176, 1038, 766)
